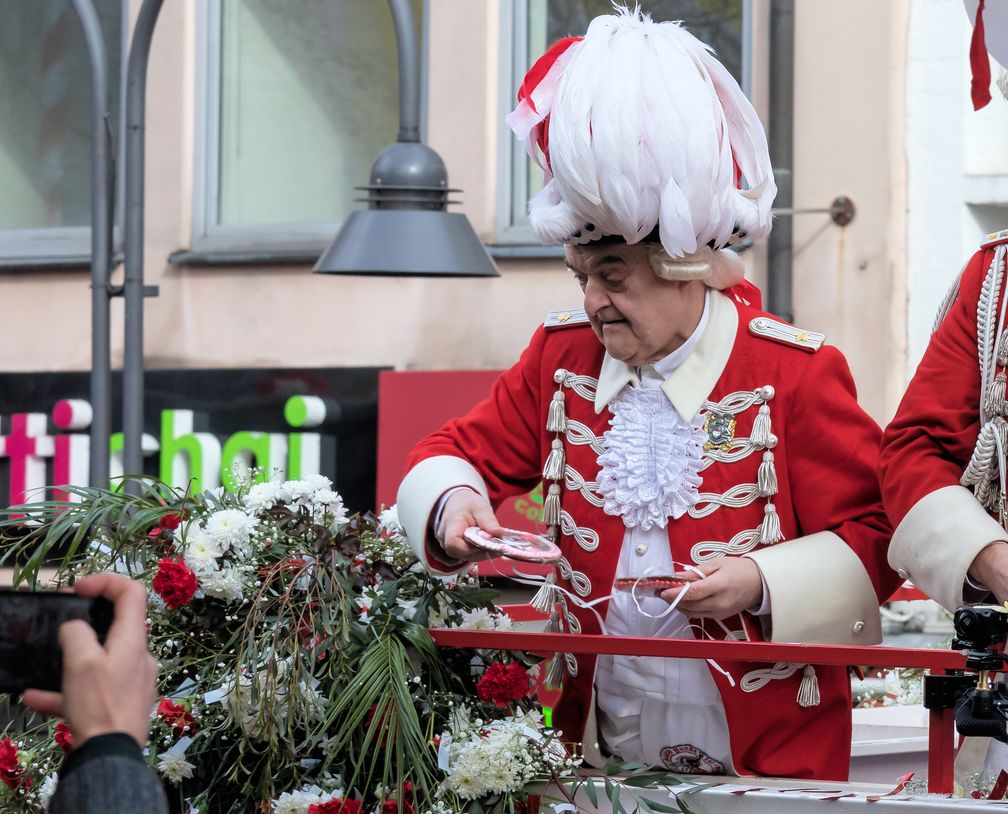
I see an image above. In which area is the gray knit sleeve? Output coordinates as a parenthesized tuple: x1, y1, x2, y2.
(50, 753, 169, 814)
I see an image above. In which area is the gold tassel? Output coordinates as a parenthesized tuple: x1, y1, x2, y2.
(987, 372, 1008, 418)
(543, 439, 566, 481)
(757, 451, 778, 497)
(543, 483, 562, 526)
(546, 390, 567, 433)
(760, 502, 783, 545)
(751, 404, 772, 448)
(797, 664, 820, 708)
(531, 575, 557, 614)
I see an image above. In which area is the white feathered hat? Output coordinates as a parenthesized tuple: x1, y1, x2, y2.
(506, 6, 776, 289)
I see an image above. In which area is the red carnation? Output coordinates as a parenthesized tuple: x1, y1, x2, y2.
(152, 557, 198, 609)
(381, 801, 414, 814)
(157, 698, 197, 734)
(476, 661, 531, 707)
(54, 721, 73, 753)
(0, 738, 27, 791)
(308, 799, 363, 814)
(160, 513, 183, 530)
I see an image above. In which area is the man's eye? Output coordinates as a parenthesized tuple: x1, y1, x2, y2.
(574, 275, 587, 289)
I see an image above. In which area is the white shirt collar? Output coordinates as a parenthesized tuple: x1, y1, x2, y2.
(594, 288, 739, 420)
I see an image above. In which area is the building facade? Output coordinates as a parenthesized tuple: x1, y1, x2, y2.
(0, 0, 1003, 448)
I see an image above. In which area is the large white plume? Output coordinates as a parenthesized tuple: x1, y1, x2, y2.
(507, 6, 777, 259)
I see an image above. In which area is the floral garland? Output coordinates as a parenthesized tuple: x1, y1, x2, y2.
(0, 475, 600, 814)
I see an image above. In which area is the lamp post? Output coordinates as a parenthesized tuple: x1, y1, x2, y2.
(122, 0, 164, 487)
(314, 0, 499, 278)
(70, 0, 114, 487)
(71, 0, 163, 489)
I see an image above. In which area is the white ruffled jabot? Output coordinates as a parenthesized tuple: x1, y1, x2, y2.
(596, 387, 707, 529)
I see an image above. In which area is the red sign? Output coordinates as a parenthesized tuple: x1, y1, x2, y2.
(376, 370, 550, 577)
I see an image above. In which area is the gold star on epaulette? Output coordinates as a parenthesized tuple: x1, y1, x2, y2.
(982, 228, 1008, 249)
(544, 309, 590, 330)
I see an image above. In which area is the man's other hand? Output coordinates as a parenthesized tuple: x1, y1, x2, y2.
(22, 573, 159, 749)
(968, 542, 1008, 603)
(662, 557, 763, 620)
(437, 489, 506, 562)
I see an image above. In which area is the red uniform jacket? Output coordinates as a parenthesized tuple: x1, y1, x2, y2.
(881, 233, 1008, 611)
(400, 289, 899, 780)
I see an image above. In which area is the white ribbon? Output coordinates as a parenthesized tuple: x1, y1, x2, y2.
(437, 732, 453, 771)
(492, 560, 735, 686)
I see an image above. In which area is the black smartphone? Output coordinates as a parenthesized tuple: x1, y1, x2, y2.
(0, 589, 114, 695)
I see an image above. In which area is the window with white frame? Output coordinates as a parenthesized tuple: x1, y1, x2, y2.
(497, 0, 750, 246)
(193, 0, 424, 255)
(0, 0, 123, 264)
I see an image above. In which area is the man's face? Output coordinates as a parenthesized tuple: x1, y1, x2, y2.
(566, 242, 705, 367)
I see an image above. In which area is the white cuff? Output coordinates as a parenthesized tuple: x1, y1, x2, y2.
(397, 456, 488, 575)
(888, 485, 1007, 611)
(744, 531, 881, 644)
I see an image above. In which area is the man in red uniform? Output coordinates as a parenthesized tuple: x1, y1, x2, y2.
(398, 8, 899, 780)
(880, 0, 1008, 612)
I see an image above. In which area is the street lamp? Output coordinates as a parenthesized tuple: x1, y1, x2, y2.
(314, 0, 498, 278)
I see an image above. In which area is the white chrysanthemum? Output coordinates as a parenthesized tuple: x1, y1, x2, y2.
(204, 509, 258, 555)
(313, 488, 340, 507)
(156, 751, 196, 783)
(38, 773, 58, 811)
(455, 607, 496, 630)
(378, 505, 406, 539)
(443, 723, 540, 799)
(200, 566, 245, 604)
(303, 473, 333, 491)
(283, 479, 316, 504)
(271, 789, 321, 814)
(244, 480, 285, 514)
(182, 527, 223, 575)
(493, 612, 514, 631)
(313, 495, 348, 532)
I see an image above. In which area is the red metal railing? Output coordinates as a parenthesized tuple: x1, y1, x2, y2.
(430, 628, 968, 795)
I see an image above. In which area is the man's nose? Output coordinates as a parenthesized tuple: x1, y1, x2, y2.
(582, 277, 611, 315)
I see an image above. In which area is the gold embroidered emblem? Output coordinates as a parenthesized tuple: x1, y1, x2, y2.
(557, 312, 571, 323)
(703, 411, 736, 451)
(795, 331, 809, 343)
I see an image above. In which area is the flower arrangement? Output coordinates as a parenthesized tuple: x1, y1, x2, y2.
(0, 475, 604, 814)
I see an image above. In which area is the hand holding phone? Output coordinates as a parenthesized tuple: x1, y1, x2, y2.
(0, 589, 113, 695)
(20, 574, 159, 749)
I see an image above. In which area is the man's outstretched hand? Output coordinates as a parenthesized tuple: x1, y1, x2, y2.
(437, 488, 506, 562)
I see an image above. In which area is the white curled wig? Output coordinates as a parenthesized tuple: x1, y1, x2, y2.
(505, 6, 776, 288)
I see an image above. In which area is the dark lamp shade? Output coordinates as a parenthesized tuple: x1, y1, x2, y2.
(314, 209, 499, 277)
